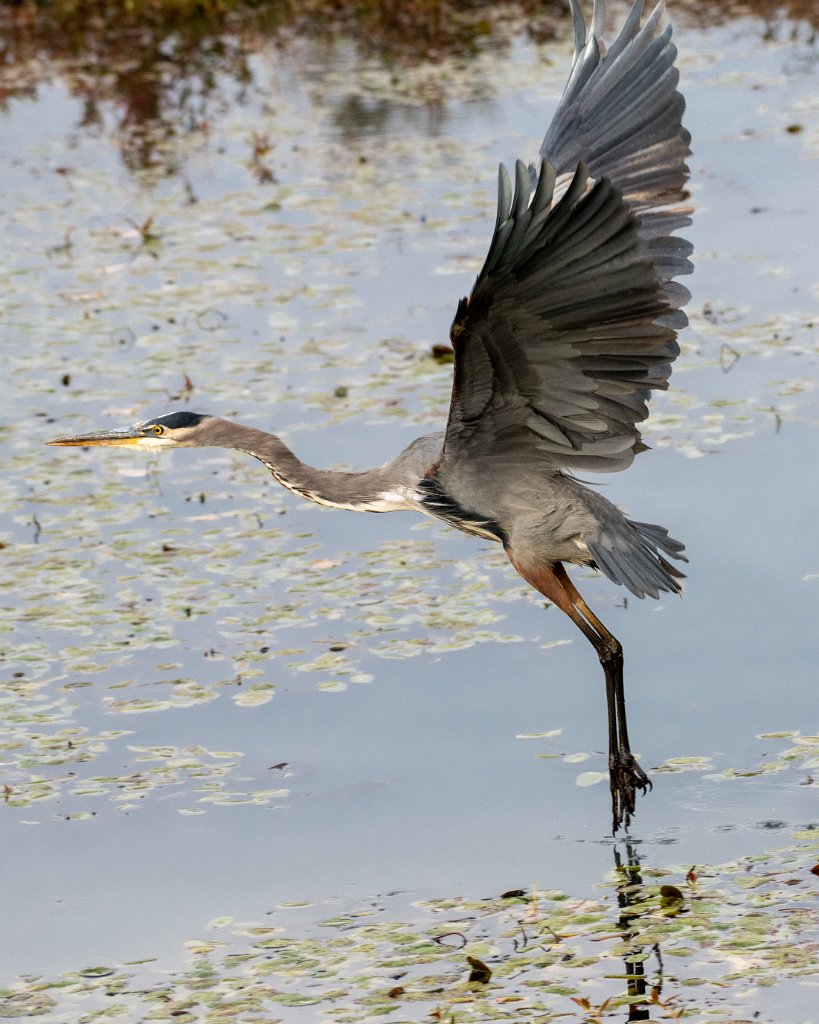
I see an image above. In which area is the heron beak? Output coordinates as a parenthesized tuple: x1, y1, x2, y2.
(46, 428, 146, 447)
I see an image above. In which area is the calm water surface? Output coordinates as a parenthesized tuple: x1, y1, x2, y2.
(0, 6, 817, 1006)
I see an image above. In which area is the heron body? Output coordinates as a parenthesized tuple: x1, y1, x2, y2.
(49, 0, 693, 831)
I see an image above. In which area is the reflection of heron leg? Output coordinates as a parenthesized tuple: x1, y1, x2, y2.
(614, 843, 652, 1021)
(507, 553, 650, 831)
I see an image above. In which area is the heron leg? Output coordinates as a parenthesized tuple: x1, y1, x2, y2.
(507, 554, 650, 831)
(551, 564, 651, 829)
(552, 567, 647, 772)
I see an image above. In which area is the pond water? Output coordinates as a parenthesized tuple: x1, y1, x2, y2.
(1, 5, 817, 1020)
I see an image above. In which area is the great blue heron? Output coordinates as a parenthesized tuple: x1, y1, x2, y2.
(48, 0, 692, 831)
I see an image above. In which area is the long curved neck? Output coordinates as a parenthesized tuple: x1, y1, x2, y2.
(197, 418, 417, 512)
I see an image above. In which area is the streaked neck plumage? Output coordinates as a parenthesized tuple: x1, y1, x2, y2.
(194, 417, 443, 514)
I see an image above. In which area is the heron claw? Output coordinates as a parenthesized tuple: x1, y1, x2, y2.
(609, 752, 651, 833)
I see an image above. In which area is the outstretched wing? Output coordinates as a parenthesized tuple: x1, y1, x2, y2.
(439, 0, 692, 476)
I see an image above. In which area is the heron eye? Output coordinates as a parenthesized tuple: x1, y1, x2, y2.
(153, 425, 164, 436)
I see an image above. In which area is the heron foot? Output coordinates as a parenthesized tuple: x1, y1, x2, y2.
(609, 751, 652, 833)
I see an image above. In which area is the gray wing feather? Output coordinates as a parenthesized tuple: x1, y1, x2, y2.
(587, 518, 687, 599)
(440, 0, 691, 475)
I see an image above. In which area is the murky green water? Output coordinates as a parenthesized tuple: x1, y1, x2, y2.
(1, 7, 817, 1020)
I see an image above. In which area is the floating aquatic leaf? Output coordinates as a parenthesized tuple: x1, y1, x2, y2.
(654, 756, 714, 773)
(233, 683, 275, 707)
(575, 771, 608, 788)
(78, 965, 116, 978)
(316, 680, 348, 692)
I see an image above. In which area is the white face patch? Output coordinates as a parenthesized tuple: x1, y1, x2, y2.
(131, 436, 177, 450)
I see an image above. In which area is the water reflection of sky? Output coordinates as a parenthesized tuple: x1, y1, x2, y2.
(1, 11, 817, 987)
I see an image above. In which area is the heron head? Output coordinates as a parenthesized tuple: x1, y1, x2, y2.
(47, 410, 215, 449)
